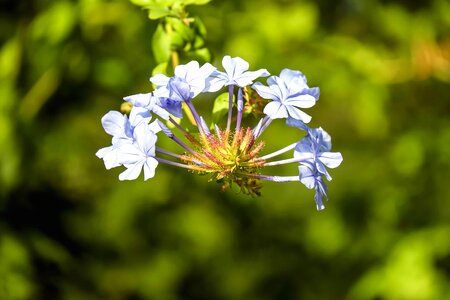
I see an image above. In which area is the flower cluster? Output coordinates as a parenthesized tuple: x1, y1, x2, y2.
(96, 56, 343, 210)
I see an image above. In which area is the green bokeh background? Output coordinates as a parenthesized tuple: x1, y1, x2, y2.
(1, 0, 450, 299)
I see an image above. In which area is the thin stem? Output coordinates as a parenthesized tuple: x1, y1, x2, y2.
(236, 87, 243, 131)
(253, 115, 271, 138)
(254, 174, 300, 182)
(155, 157, 195, 170)
(257, 117, 272, 138)
(184, 98, 205, 136)
(169, 116, 189, 136)
(263, 156, 310, 167)
(226, 85, 234, 132)
(157, 120, 198, 156)
(156, 147, 183, 159)
(258, 142, 297, 160)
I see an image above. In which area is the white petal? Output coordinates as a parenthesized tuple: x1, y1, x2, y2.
(150, 74, 170, 87)
(252, 82, 280, 101)
(119, 161, 144, 181)
(234, 69, 270, 87)
(299, 165, 316, 189)
(143, 157, 158, 180)
(101, 111, 126, 136)
(319, 152, 343, 168)
(263, 101, 288, 119)
(116, 144, 142, 165)
(286, 106, 312, 123)
(205, 72, 227, 92)
(285, 94, 316, 108)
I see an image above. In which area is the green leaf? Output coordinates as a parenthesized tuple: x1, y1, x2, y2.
(212, 92, 233, 125)
(183, 0, 212, 5)
(193, 36, 205, 48)
(169, 18, 195, 42)
(152, 23, 171, 64)
(187, 47, 211, 63)
(148, 7, 172, 20)
(193, 16, 207, 38)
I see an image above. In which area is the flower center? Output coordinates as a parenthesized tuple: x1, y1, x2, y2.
(181, 127, 265, 196)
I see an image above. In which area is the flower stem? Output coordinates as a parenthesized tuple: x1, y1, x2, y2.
(156, 147, 183, 159)
(155, 157, 195, 169)
(226, 85, 234, 132)
(263, 157, 310, 167)
(236, 87, 243, 131)
(184, 98, 206, 136)
(253, 115, 272, 138)
(258, 142, 297, 160)
(254, 174, 300, 182)
(157, 120, 198, 156)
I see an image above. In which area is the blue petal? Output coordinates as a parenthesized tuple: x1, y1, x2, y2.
(299, 164, 316, 189)
(234, 69, 270, 87)
(168, 77, 191, 102)
(318, 152, 343, 169)
(119, 160, 144, 181)
(286, 105, 312, 123)
(101, 111, 127, 137)
(252, 82, 280, 101)
(263, 101, 288, 119)
(286, 117, 309, 131)
(143, 157, 158, 180)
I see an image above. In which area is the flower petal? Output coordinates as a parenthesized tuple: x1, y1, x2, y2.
(101, 111, 126, 136)
(119, 161, 144, 181)
(285, 94, 316, 108)
(143, 157, 158, 180)
(319, 152, 343, 169)
(299, 164, 316, 189)
(222, 56, 249, 79)
(263, 101, 288, 119)
(252, 82, 280, 101)
(286, 105, 312, 123)
(150, 73, 170, 87)
(234, 69, 270, 87)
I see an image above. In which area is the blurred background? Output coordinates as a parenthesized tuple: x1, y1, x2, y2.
(1, 0, 450, 299)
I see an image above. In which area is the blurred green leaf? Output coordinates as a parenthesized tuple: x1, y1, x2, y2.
(152, 23, 171, 63)
(211, 92, 233, 126)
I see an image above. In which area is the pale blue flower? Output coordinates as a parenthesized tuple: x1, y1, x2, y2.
(96, 110, 160, 175)
(115, 122, 159, 181)
(206, 55, 270, 91)
(252, 68, 319, 122)
(96, 111, 134, 169)
(298, 164, 328, 210)
(150, 61, 216, 98)
(295, 127, 342, 210)
(294, 127, 342, 181)
(124, 92, 171, 120)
